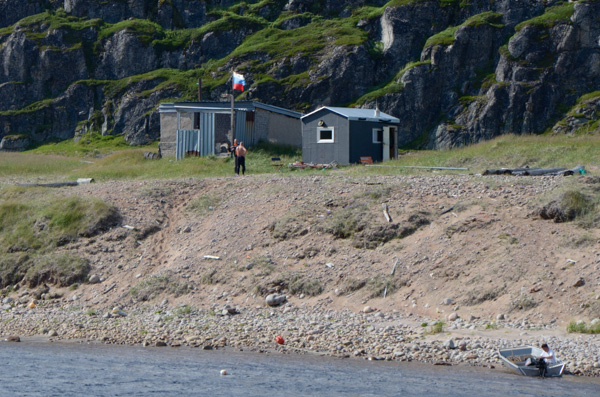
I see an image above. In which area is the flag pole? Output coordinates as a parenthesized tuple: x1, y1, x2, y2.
(230, 72, 235, 146)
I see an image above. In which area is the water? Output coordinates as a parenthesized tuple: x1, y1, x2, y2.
(1, 341, 599, 396)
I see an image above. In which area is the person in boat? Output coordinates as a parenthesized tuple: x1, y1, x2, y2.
(539, 343, 557, 365)
(537, 343, 557, 376)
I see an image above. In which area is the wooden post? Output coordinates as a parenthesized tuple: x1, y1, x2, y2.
(230, 93, 235, 145)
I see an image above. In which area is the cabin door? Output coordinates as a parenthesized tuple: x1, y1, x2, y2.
(382, 126, 391, 161)
(388, 126, 397, 160)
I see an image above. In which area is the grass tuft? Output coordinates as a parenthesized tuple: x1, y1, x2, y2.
(130, 274, 188, 301)
(566, 320, 600, 334)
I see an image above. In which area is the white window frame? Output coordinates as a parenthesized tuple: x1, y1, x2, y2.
(317, 127, 335, 143)
(372, 128, 383, 144)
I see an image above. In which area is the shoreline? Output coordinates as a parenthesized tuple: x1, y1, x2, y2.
(2, 302, 599, 378)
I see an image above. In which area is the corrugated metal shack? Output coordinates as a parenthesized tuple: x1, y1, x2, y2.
(301, 107, 400, 165)
(159, 101, 302, 159)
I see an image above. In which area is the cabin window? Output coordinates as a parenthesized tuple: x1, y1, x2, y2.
(372, 128, 383, 143)
(317, 127, 334, 143)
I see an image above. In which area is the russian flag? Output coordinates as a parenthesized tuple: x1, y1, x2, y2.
(233, 72, 245, 91)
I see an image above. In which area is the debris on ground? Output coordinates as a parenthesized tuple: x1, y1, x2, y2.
(483, 165, 586, 176)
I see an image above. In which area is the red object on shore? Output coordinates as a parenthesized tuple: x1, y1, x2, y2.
(275, 335, 285, 345)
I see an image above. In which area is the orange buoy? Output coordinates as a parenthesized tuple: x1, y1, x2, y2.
(275, 335, 285, 345)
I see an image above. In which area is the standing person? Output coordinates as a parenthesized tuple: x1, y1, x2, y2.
(229, 138, 238, 174)
(235, 142, 247, 176)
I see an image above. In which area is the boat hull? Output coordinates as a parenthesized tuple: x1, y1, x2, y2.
(498, 346, 565, 377)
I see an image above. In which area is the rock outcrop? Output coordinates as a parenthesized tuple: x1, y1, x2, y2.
(0, 0, 598, 149)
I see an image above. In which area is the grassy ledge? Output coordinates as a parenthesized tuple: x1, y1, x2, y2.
(515, 2, 575, 32)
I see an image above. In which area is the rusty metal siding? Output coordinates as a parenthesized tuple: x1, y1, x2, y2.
(175, 113, 215, 159)
(234, 110, 255, 145)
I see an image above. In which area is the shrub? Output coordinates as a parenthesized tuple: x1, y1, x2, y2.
(366, 274, 405, 298)
(175, 305, 192, 316)
(325, 204, 368, 239)
(463, 287, 504, 306)
(200, 269, 218, 285)
(288, 274, 323, 296)
(508, 294, 538, 311)
(428, 321, 445, 334)
(269, 214, 308, 240)
(344, 278, 366, 292)
(566, 321, 600, 334)
(250, 256, 275, 275)
(130, 274, 188, 301)
(539, 190, 597, 224)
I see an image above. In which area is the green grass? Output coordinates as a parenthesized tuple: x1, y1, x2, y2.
(28, 132, 133, 156)
(0, 187, 118, 253)
(425, 11, 503, 48)
(188, 192, 222, 215)
(427, 321, 445, 334)
(0, 186, 116, 288)
(515, 3, 575, 32)
(566, 320, 600, 334)
(577, 91, 600, 104)
(5, 132, 600, 183)
(24, 253, 90, 288)
(354, 60, 431, 106)
(485, 322, 499, 330)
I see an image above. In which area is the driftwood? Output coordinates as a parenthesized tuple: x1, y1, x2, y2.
(440, 206, 454, 215)
(290, 161, 338, 169)
(483, 165, 586, 176)
(382, 203, 392, 223)
(390, 258, 399, 275)
(513, 167, 566, 176)
(16, 178, 95, 188)
(365, 165, 468, 170)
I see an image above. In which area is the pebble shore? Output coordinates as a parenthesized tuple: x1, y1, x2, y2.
(2, 301, 599, 378)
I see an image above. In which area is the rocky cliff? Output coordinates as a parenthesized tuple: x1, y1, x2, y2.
(0, 0, 598, 150)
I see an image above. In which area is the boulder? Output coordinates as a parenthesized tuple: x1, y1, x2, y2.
(265, 293, 286, 307)
(443, 339, 456, 349)
(88, 274, 101, 284)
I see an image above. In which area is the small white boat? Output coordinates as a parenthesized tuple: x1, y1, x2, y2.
(498, 346, 565, 377)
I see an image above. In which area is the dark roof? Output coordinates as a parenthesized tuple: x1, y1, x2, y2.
(159, 101, 302, 119)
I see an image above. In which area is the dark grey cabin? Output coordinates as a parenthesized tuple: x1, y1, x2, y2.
(159, 101, 302, 159)
(301, 107, 400, 165)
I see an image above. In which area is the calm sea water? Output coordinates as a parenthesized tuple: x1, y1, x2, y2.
(1, 341, 599, 397)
